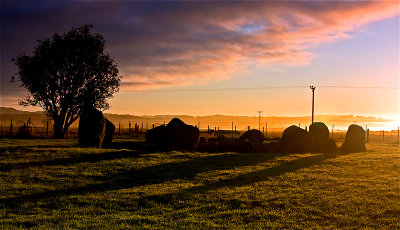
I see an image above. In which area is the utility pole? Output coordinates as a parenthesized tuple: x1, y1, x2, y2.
(310, 86, 316, 124)
(257, 111, 262, 130)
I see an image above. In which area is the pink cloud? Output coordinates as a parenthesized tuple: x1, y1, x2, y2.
(115, 1, 399, 91)
(2, 1, 398, 96)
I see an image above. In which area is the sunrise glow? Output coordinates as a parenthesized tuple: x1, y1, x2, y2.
(1, 1, 399, 127)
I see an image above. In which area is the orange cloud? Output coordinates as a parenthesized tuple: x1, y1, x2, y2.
(2, 1, 398, 96)
(116, 1, 399, 91)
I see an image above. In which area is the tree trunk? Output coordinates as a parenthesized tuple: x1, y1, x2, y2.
(53, 120, 64, 138)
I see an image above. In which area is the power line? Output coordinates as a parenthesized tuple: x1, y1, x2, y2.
(318, 85, 399, 89)
(120, 85, 400, 93)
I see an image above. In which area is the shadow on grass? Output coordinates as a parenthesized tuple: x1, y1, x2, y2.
(0, 150, 141, 172)
(139, 152, 340, 205)
(0, 151, 341, 209)
(0, 141, 147, 171)
(108, 140, 146, 150)
(0, 151, 285, 207)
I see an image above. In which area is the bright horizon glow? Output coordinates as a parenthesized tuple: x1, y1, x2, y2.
(1, 1, 399, 128)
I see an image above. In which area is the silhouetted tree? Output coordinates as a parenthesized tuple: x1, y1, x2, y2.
(12, 25, 121, 138)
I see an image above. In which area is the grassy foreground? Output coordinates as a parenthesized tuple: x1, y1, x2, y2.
(0, 139, 399, 229)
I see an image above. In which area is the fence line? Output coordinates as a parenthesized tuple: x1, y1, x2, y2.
(1, 117, 399, 144)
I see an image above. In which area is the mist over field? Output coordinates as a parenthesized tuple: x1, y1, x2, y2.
(0, 107, 395, 132)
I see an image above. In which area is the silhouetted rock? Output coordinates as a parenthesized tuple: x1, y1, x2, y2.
(313, 138, 337, 153)
(146, 118, 200, 151)
(218, 137, 238, 152)
(199, 137, 207, 144)
(217, 135, 227, 143)
(167, 118, 187, 128)
(16, 125, 34, 138)
(308, 122, 337, 153)
(239, 129, 264, 143)
(102, 118, 115, 148)
(279, 125, 312, 153)
(78, 107, 106, 148)
(146, 125, 170, 149)
(309, 122, 329, 142)
(238, 129, 264, 152)
(265, 140, 282, 153)
(207, 138, 218, 145)
(196, 143, 216, 152)
(341, 124, 366, 153)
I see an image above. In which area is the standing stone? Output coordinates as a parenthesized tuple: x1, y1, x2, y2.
(313, 138, 337, 153)
(309, 122, 329, 142)
(341, 124, 366, 153)
(16, 125, 33, 138)
(146, 118, 200, 151)
(309, 122, 337, 153)
(238, 129, 264, 152)
(78, 107, 106, 148)
(103, 118, 116, 148)
(279, 125, 312, 153)
(239, 129, 264, 143)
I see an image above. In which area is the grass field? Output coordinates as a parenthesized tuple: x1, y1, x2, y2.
(0, 138, 399, 229)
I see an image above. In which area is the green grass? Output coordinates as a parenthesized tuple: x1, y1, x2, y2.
(0, 138, 399, 229)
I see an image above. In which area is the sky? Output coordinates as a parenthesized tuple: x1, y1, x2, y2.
(1, 1, 399, 123)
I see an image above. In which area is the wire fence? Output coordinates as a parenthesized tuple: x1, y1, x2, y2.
(1, 117, 399, 144)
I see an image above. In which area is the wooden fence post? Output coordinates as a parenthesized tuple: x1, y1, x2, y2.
(231, 122, 234, 139)
(129, 122, 131, 138)
(331, 124, 334, 139)
(366, 129, 369, 143)
(10, 119, 13, 136)
(397, 127, 399, 144)
(266, 122, 267, 138)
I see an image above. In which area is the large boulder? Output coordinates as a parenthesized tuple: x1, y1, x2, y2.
(313, 138, 337, 153)
(196, 137, 219, 152)
(279, 125, 312, 153)
(341, 124, 366, 153)
(103, 118, 116, 148)
(238, 129, 264, 152)
(217, 135, 238, 152)
(309, 122, 329, 142)
(309, 122, 336, 153)
(78, 107, 115, 148)
(16, 125, 34, 138)
(146, 125, 170, 149)
(146, 118, 200, 151)
(239, 129, 264, 143)
(263, 140, 281, 153)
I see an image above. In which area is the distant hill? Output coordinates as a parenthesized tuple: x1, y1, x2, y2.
(0, 107, 43, 115)
(0, 107, 393, 130)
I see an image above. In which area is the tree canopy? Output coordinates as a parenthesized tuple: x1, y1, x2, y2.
(12, 25, 122, 138)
